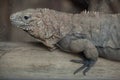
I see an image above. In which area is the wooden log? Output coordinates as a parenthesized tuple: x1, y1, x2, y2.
(0, 42, 120, 79)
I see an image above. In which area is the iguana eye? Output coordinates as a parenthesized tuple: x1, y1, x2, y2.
(22, 14, 31, 23)
(24, 16, 29, 20)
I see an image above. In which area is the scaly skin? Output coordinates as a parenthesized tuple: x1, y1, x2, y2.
(10, 8, 120, 75)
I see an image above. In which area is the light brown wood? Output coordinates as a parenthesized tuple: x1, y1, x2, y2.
(0, 42, 120, 79)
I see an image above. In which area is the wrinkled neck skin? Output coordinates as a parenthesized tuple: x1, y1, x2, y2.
(26, 17, 58, 48)
(24, 9, 73, 49)
(26, 26, 70, 50)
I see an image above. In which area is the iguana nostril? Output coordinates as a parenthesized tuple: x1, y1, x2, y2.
(10, 14, 16, 21)
(10, 15, 14, 21)
(10, 12, 22, 21)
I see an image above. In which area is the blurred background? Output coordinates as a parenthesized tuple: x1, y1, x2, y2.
(0, 0, 120, 42)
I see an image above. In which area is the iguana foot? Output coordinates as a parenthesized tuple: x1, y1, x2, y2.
(70, 59, 96, 75)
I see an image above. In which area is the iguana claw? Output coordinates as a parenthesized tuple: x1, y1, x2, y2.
(70, 59, 96, 76)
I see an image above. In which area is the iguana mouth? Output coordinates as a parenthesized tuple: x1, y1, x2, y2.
(11, 20, 32, 31)
(19, 25, 32, 31)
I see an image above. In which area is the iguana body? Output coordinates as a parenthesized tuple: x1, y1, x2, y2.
(10, 8, 120, 75)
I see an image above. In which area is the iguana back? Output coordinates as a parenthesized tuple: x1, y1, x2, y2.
(72, 12, 120, 49)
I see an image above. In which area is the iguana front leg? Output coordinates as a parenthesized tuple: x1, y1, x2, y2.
(56, 34, 98, 75)
(69, 39, 98, 75)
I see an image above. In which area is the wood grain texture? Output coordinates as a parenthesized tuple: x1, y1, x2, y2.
(0, 42, 120, 79)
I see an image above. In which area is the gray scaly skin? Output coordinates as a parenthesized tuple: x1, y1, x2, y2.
(10, 8, 120, 75)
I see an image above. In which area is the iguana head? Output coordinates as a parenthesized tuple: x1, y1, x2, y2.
(10, 9, 43, 31)
(10, 8, 56, 40)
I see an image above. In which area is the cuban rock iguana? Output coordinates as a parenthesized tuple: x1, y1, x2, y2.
(10, 8, 120, 75)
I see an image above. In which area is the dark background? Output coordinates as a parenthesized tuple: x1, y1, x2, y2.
(0, 0, 120, 42)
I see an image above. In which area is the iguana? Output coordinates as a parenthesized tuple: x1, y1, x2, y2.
(10, 8, 120, 75)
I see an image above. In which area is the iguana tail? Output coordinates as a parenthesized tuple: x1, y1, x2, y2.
(97, 47, 120, 61)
